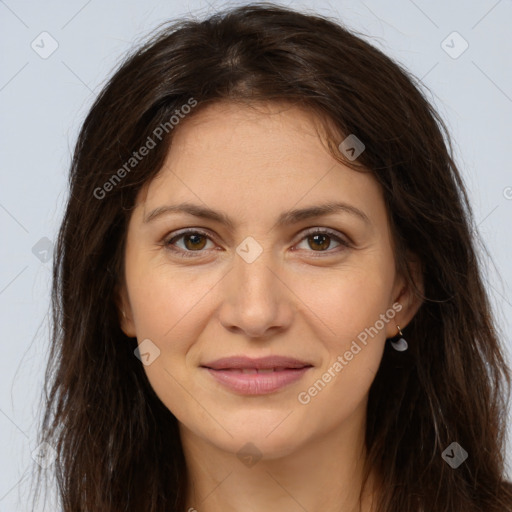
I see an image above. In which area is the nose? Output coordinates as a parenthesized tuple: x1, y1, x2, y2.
(217, 246, 294, 339)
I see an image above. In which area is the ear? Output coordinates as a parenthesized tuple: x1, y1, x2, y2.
(386, 252, 424, 338)
(115, 281, 137, 338)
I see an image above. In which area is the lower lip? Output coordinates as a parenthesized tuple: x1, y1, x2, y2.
(203, 367, 312, 395)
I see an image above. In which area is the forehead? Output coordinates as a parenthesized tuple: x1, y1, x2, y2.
(135, 101, 385, 231)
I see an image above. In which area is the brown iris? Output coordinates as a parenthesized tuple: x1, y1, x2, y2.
(307, 233, 331, 251)
(183, 233, 208, 251)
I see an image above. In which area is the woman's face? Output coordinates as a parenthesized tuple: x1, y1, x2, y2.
(119, 101, 419, 459)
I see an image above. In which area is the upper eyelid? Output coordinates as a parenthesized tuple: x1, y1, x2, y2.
(166, 228, 217, 244)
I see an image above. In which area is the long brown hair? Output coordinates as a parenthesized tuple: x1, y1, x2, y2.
(34, 3, 512, 511)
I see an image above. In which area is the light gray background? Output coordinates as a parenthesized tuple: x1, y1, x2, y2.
(1, 0, 511, 509)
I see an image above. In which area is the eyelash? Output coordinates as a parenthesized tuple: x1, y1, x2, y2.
(162, 228, 351, 259)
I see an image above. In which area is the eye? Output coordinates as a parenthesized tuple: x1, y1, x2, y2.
(293, 228, 350, 255)
(164, 229, 216, 258)
(163, 228, 350, 258)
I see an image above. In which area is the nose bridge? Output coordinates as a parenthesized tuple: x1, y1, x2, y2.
(217, 236, 292, 337)
(233, 236, 280, 305)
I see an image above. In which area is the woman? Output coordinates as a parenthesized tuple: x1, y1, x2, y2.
(35, 3, 512, 511)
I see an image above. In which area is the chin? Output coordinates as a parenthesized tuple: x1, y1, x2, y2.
(205, 420, 308, 461)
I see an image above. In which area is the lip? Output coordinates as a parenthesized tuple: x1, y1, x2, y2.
(201, 355, 312, 370)
(201, 356, 313, 395)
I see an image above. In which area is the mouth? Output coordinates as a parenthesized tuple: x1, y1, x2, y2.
(201, 355, 312, 371)
(200, 356, 313, 395)
(207, 367, 309, 373)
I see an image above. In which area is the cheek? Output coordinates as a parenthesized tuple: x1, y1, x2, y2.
(127, 263, 226, 408)
(127, 265, 214, 418)
(293, 255, 395, 343)
(128, 260, 220, 340)
(293, 269, 392, 433)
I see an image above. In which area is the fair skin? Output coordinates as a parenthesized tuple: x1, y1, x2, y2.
(118, 101, 423, 512)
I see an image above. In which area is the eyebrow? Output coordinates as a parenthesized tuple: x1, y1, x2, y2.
(143, 201, 371, 229)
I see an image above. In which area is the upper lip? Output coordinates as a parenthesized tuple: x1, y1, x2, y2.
(201, 356, 313, 370)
